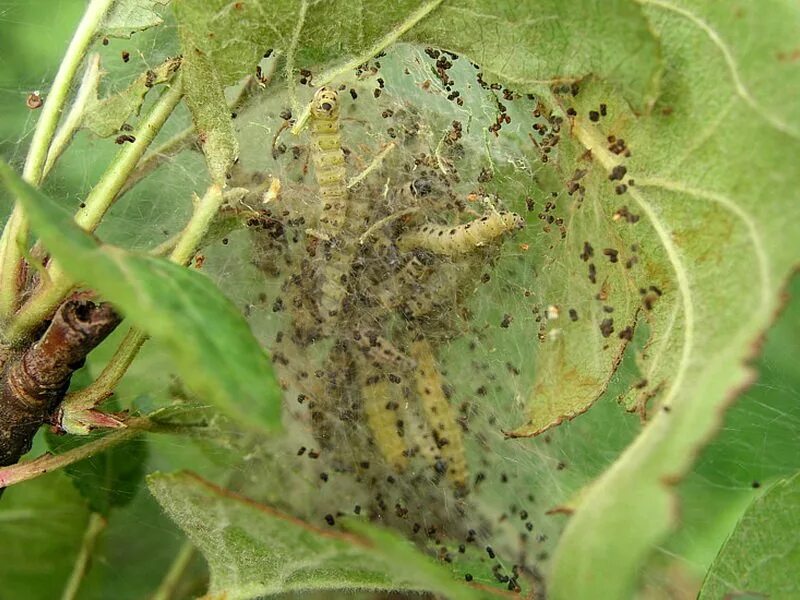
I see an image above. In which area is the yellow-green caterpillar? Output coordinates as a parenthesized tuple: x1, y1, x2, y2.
(358, 364, 408, 473)
(309, 86, 347, 236)
(308, 87, 353, 320)
(398, 209, 524, 256)
(410, 338, 468, 490)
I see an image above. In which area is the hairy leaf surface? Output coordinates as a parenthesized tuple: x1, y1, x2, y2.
(148, 471, 496, 599)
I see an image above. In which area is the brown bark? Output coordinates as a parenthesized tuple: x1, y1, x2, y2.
(0, 299, 120, 467)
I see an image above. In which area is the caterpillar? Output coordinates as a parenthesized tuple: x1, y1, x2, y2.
(309, 86, 347, 236)
(309, 86, 377, 322)
(308, 86, 352, 321)
(358, 364, 408, 473)
(409, 338, 468, 490)
(397, 209, 524, 256)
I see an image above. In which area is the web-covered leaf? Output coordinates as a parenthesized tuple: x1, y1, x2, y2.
(172, 0, 660, 106)
(543, 2, 800, 597)
(148, 471, 500, 599)
(101, 0, 171, 38)
(698, 472, 800, 599)
(0, 163, 281, 431)
(169, 0, 662, 184)
(82, 56, 181, 138)
(176, 24, 238, 184)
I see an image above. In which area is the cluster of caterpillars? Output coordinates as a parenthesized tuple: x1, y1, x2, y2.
(272, 86, 525, 493)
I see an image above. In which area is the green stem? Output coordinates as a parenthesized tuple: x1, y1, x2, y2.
(74, 76, 185, 233)
(151, 541, 195, 600)
(43, 53, 103, 179)
(0, 0, 114, 320)
(60, 512, 107, 600)
(118, 73, 265, 200)
(7, 77, 185, 344)
(169, 184, 224, 265)
(63, 328, 147, 411)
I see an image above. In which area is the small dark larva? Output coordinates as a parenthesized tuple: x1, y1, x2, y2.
(398, 209, 524, 256)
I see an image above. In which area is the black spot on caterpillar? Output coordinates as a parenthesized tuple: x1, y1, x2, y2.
(398, 208, 524, 256)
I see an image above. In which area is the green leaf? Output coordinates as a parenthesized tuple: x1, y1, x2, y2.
(171, 0, 661, 107)
(0, 161, 281, 431)
(147, 471, 491, 599)
(101, 0, 171, 38)
(45, 403, 149, 516)
(698, 473, 800, 599)
(0, 472, 92, 600)
(82, 57, 182, 138)
(175, 24, 238, 185)
(543, 2, 800, 597)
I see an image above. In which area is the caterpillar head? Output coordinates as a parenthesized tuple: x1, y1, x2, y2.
(311, 86, 340, 120)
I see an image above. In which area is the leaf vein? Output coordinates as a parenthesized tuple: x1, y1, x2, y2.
(637, 177, 772, 312)
(641, 0, 800, 139)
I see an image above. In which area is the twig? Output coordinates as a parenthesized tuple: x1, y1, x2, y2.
(0, 0, 115, 319)
(60, 512, 107, 600)
(0, 299, 120, 466)
(0, 415, 185, 489)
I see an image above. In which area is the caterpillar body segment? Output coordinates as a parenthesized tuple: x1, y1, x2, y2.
(317, 238, 352, 320)
(398, 209, 524, 256)
(358, 364, 408, 472)
(309, 86, 347, 236)
(410, 338, 468, 490)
